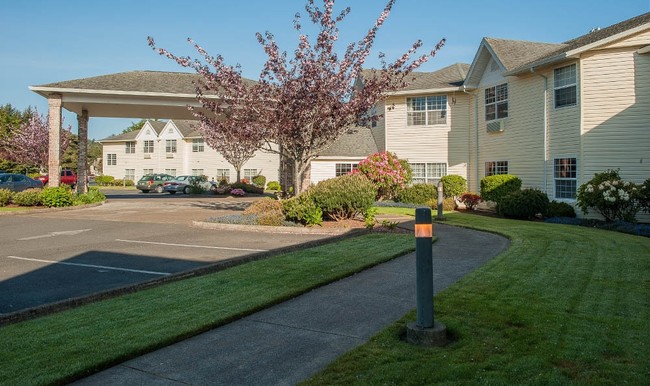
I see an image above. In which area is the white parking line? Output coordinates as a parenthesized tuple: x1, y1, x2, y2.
(18, 229, 92, 241)
(5, 256, 170, 276)
(115, 239, 268, 252)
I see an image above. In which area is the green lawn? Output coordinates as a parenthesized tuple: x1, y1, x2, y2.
(374, 206, 416, 216)
(0, 206, 30, 212)
(304, 212, 650, 385)
(0, 233, 414, 386)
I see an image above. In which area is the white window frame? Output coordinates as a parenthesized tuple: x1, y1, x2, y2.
(485, 161, 509, 176)
(165, 139, 177, 153)
(192, 169, 204, 177)
(243, 169, 258, 182)
(165, 168, 177, 177)
(485, 83, 508, 121)
(216, 169, 230, 182)
(410, 162, 447, 184)
(124, 169, 135, 182)
(335, 163, 359, 177)
(192, 138, 205, 152)
(554, 157, 578, 200)
(107, 154, 117, 166)
(143, 140, 154, 154)
(125, 142, 136, 154)
(554, 64, 577, 109)
(407, 96, 447, 126)
(142, 168, 153, 175)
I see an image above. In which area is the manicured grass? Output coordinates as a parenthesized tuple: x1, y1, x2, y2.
(374, 206, 416, 216)
(0, 206, 30, 212)
(304, 212, 650, 385)
(0, 233, 414, 386)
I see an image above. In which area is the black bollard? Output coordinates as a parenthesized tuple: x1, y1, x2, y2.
(414, 207, 433, 328)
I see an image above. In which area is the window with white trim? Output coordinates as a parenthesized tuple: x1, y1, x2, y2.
(192, 139, 205, 152)
(107, 154, 116, 166)
(244, 169, 258, 182)
(165, 139, 177, 153)
(485, 83, 508, 121)
(216, 169, 230, 182)
(407, 96, 447, 126)
(485, 161, 509, 176)
(143, 168, 153, 175)
(125, 142, 135, 154)
(165, 168, 177, 177)
(143, 140, 154, 153)
(124, 169, 135, 182)
(335, 163, 358, 177)
(192, 169, 204, 176)
(554, 64, 577, 108)
(554, 157, 577, 199)
(410, 163, 447, 184)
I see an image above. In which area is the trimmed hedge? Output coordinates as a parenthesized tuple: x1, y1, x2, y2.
(310, 174, 376, 221)
(440, 175, 467, 198)
(396, 183, 437, 205)
(546, 200, 576, 218)
(12, 189, 43, 206)
(480, 174, 522, 204)
(499, 188, 549, 219)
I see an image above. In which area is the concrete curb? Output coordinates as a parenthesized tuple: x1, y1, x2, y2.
(0, 201, 105, 216)
(192, 220, 361, 235)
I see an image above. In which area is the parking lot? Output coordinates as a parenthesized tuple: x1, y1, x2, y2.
(0, 191, 339, 316)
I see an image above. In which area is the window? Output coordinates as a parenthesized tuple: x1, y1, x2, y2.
(485, 83, 508, 121)
(216, 169, 230, 182)
(410, 163, 447, 184)
(192, 169, 204, 176)
(407, 96, 447, 126)
(125, 142, 135, 154)
(554, 158, 577, 199)
(192, 138, 205, 152)
(485, 161, 509, 176)
(124, 169, 135, 182)
(143, 140, 154, 153)
(244, 169, 258, 182)
(143, 168, 153, 175)
(165, 168, 177, 177)
(107, 154, 116, 166)
(554, 64, 577, 108)
(335, 163, 358, 177)
(165, 139, 177, 153)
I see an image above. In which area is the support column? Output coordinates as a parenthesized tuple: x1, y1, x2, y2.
(48, 94, 62, 187)
(77, 109, 89, 194)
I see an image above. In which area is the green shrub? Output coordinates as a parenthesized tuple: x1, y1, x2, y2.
(440, 175, 467, 199)
(282, 192, 323, 226)
(41, 186, 74, 207)
(427, 197, 457, 212)
(637, 178, 650, 213)
(546, 200, 576, 218)
(243, 198, 285, 226)
(74, 187, 106, 205)
(0, 189, 13, 206)
(398, 159, 413, 186)
(310, 174, 376, 221)
(230, 182, 264, 194)
(94, 175, 115, 186)
(252, 175, 267, 187)
(12, 189, 43, 206)
(480, 174, 522, 204)
(499, 188, 550, 219)
(267, 181, 281, 191)
(576, 169, 642, 222)
(110, 179, 134, 187)
(396, 184, 437, 205)
(355, 151, 410, 200)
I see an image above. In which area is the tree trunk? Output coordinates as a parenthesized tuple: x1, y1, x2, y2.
(235, 167, 241, 183)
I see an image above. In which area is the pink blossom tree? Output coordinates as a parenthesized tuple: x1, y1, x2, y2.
(0, 109, 71, 171)
(149, 0, 444, 193)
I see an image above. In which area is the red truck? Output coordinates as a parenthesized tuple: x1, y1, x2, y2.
(35, 169, 78, 188)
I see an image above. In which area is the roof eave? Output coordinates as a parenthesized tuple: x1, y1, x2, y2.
(28, 86, 214, 100)
(389, 86, 463, 96)
(565, 22, 650, 57)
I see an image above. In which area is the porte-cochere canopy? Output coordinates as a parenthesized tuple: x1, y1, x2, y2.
(29, 70, 250, 188)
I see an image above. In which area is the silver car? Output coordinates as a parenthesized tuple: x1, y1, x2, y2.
(163, 175, 217, 194)
(0, 173, 43, 192)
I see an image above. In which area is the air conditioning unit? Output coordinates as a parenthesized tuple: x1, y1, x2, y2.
(487, 120, 506, 133)
(144, 154, 151, 159)
(166, 153, 175, 159)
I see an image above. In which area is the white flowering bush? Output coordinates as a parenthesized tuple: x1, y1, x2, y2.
(576, 170, 642, 222)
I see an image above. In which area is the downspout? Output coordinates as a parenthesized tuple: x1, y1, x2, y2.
(463, 85, 479, 191)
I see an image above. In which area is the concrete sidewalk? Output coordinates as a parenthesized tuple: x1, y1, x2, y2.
(74, 223, 510, 386)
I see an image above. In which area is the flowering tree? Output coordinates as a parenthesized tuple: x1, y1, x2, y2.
(577, 169, 642, 222)
(353, 151, 409, 200)
(149, 0, 444, 193)
(0, 109, 71, 171)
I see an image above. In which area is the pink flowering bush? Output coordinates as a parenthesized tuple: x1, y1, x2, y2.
(577, 169, 642, 222)
(230, 188, 246, 197)
(353, 151, 410, 200)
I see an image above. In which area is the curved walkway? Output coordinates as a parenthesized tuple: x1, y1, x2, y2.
(74, 223, 510, 386)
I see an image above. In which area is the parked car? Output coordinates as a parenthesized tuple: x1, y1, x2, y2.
(35, 169, 79, 188)
(136, 174, 174, 193)
(163, 175, 217, 194)
(0, 173, 43, 192)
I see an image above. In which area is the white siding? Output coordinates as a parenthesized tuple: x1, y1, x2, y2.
(310, 158, 365, 185)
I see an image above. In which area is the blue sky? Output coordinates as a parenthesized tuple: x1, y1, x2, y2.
(1, 0, 648, 140)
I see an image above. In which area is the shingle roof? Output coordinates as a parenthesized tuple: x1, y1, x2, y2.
(36, 71, 257, 95)
(484, 38, 564, 72)
(361, 63, 470, 92)
(171, 120, 201, 137)
(318, 126, 378, 157)
(99, 119, 167, 141)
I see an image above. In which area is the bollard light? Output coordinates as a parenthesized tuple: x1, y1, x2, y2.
(414, 207, 433, 328)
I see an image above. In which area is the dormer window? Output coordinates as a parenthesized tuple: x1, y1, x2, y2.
(485, 83, 508, 121)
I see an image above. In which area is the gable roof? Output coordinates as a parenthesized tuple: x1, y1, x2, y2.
(465, 12, 650, 84)
(99, 120, 166, 142)
(360, 63, 470, 95)
(318, 126, 378, 158)
(169, 120, 201, 137)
